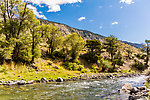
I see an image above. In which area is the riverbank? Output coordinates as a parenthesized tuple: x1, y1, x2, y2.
(0, 73, 141, 86)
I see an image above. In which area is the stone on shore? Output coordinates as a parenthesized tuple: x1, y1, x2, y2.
(17, 80, 27, 85)
(56, 77, 63, 82)
(41, 77, 48, 83)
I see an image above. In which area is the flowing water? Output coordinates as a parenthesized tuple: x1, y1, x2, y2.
(0, 75, 147, 100)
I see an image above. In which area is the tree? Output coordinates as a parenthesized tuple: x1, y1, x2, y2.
(145, 40, 150, 67)
(0, 0, 42, 63)
(86, 40, 103, 54)
(28, 18, 42, 63)
(104, 36, 118, 61)
(63, 33, 85, 62)
(113, 51, 124, 66)
(85, 40, 103, 63)
(45, 24, 63, 57)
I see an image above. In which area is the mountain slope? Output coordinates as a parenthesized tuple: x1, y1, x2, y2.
(121, 41, 144, 49)
(39, 19, 143, 48)
(39, 19, 105, 42)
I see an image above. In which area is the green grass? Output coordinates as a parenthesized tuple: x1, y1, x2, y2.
(0, 62, 82, 81)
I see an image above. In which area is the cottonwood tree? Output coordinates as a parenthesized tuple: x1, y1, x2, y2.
(63, 33, 85, 62)
(0, 0, 42, 63)
(28, 17, 42, 63)
(45, 24, 63, 57)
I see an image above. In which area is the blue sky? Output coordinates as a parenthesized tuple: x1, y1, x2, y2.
(25, 0, 150, 43)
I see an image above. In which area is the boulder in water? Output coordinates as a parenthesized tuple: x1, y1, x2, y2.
(122, 83, 133, 91)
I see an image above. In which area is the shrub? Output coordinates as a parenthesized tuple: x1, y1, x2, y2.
(100, 58, 114, 72)
(90, 65, 97, 73)
(81, 53, 99, 63)
(0, 65, 7, 74)
(53, 50, 66, 59)
(78, 65, 84, 71)
(63, 62, 84, 71)
(81, 69, 87, 73)
(133, 59, 146, 71)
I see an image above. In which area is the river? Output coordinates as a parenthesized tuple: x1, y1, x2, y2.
(0, 75, 147, 100)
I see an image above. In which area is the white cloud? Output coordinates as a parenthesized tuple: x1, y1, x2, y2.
(99, 26, 103, 29)
(27, 5, 47, 19)
(120, 0, 135, 4)
(112, 22, 118, 25)
(78, 17, 86, 21)
(47, 5, 61, 12)
(24, 0, 82, 12)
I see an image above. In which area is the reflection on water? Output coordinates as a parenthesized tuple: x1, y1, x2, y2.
(0, 75, 147, 100)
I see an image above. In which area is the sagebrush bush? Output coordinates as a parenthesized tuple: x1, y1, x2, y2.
(90, 65, 97, 73)
(133, 59, 146, 71)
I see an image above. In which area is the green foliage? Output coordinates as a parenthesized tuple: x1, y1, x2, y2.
(85, 40, 103, 63)
(120, 68, 135, 73)
(63, 33, 85, 62)
(0, 65, 7, 73)
(104, 35, 118, 61)
(81, 53, 99, 63)
(63, 62, 84, 71)
(53, 49, 66, 59)
(0, 0, 42, 63)
(86, 40, 102, 54)
(133, 59, 146, 71)
(44, 24, 64, 57)
(100, 58, 114, 72)
(90, 65, 97, 73)
(113, 51, 124, 66)
(81, 69, 87, 73)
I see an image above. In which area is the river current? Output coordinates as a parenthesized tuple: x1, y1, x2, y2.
(0, 75, 147, 100)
